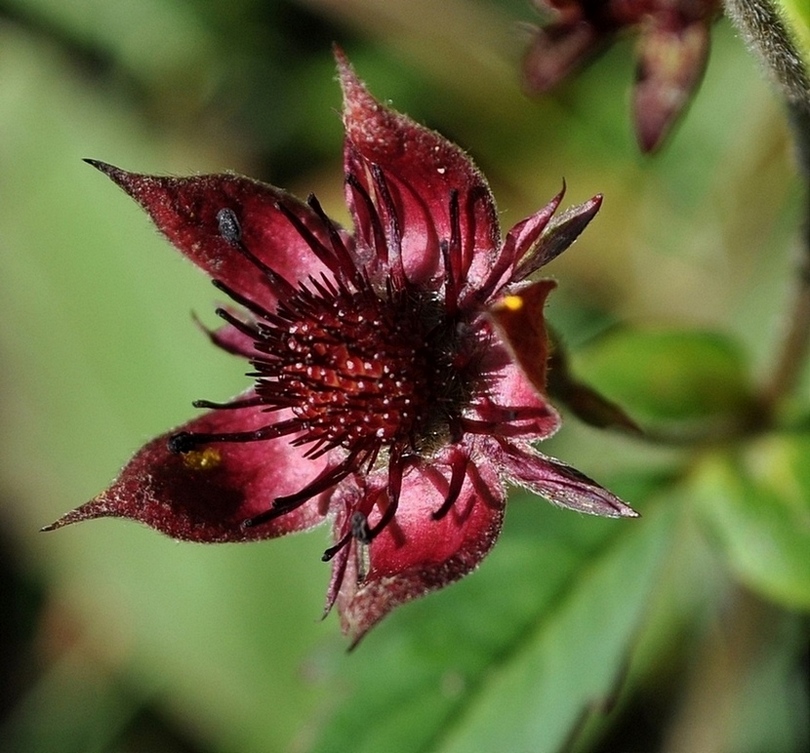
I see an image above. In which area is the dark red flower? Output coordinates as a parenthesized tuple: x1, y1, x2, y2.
(46, 50, 637, 644)
(523, 0, 721, 152)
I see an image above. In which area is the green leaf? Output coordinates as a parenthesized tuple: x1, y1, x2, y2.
(692, 435, 810, 610)
(573, 329, 753, 425)
(0, 26, 329, 753)
(312, 493, 675, 753)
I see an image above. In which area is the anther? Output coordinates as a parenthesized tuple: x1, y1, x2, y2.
(216, 208, 242, 244)
(192, 396, 263, 410)
(321, 531, 351, 561)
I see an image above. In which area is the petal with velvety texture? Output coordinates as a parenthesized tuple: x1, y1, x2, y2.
(194, 313, 259, 359)
(336, 455, 505, 645)
(85, 160, 336, 304)
(337, 50, 500, 287)
(469, 329, 560, 439)
(44, 399, 330, 542)
(489, 279, 557, 398)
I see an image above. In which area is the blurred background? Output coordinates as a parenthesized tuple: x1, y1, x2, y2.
(1, 1, 807, 751)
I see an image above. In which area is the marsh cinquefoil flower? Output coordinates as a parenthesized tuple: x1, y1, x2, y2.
(47, 52, 636, 643)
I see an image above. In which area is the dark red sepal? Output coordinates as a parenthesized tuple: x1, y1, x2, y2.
(44, 398, 329, 542)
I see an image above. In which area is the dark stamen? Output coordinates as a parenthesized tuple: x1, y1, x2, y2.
(432, 452, 468, 520)
(321, 530, 352, 561)
(240, 505, 292, 529)
(214, 307, 262, 341)
(437, 191, 464, 313)
(440, 240, 458, 315)
(168, 431, 198, 454)
(167, 419, 299, 455)
(192, 396, 264, 410)
(274, 200, 353, 284)
(370, 164, 407, 286)
(271, 448, 369, 511)
(345, 173, 388, 268)
(364, 455, 404, 541)
(366, 496, 399, 542)
(211, 278, 283, 326)
(242, 456, 363, 529)
(215, 207, 296, 299)
(306, 273, 338, 301)
(306, 194, 363, 285)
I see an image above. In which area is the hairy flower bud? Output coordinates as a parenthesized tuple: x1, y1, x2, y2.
(523, 0, 721, 152)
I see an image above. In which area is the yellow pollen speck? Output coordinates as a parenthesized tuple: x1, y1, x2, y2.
(501, 295, 524, 312)
(182, 447, 222, 471)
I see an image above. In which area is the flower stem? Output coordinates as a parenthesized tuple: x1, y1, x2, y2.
(723, 0, 810, 412)
(761, 100, 810, 409)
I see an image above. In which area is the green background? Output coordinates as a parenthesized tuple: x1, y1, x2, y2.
(1, 1, 808, 751)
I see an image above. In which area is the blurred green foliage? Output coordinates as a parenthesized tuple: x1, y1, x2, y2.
(1, 1, 808, 752)
(573, 329, 755, 425)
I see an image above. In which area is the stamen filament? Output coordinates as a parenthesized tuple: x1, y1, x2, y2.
(214, 308, 262, 341)
(306, 193, 364, 286)
(346, 173, 388, 269)
(432, 452, 468, 520)
(192, 396, 264, 410)
(271, 447, 370, 511)
(275, 201, 350, 284)
(370, 164, 407, 287)
(211, 278, 284, 325)
(167, 418, 299, 454)
(365, 454, 405, 540)
(322, 530, 352, 561)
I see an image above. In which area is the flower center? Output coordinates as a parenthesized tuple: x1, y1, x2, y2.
(249, 274, 469, 464)
(168, 197, 477, 537)
(266, 287, 431, 448)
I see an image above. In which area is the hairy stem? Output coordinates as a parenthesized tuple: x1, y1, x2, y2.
(724, 0, 810, 411)
(762, 101, 810, 408)
(723, 0, 810, 106)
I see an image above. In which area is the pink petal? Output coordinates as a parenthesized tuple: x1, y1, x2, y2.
(335, 456, 505, 645)
(470, 323, 560, 439)
(497, 441, 639, 518)
(85, 160, 336, 304)
(44, 400, 330, 542)
(194, 313, 258, 358)
(489, 279, 557, 398)
(336, 49, 500, 287)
